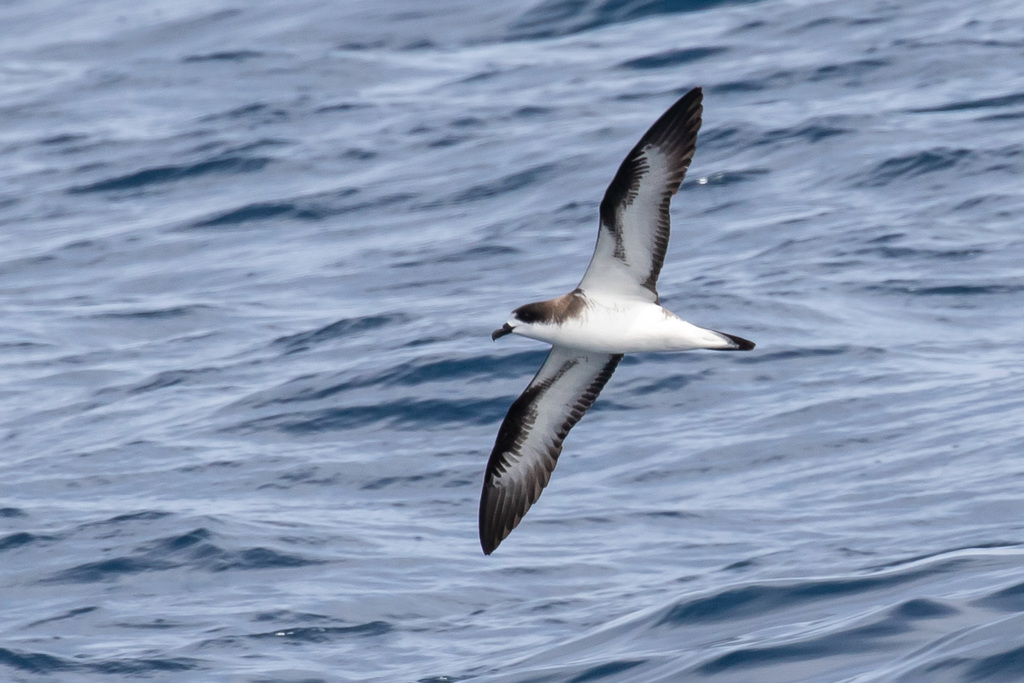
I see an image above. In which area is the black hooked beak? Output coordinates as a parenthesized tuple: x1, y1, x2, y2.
(491, 323, 514, 341)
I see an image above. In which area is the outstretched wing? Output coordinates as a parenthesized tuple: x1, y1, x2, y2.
(578, 87, 703, 302)
(479, 346, 622, 555)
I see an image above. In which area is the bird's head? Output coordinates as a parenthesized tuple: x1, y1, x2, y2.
(491, 301, 550, 341)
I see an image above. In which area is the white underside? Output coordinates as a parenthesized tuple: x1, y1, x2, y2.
(509, 294, 735, 354)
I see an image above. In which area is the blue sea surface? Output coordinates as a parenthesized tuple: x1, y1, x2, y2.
(2, 1, 1024, 681)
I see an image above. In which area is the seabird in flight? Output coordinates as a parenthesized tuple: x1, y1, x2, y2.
(480, 87, 754, 555)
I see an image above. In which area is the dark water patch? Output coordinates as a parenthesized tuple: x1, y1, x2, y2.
(90, 658, 200, 674)
(619, 47, 727, 70)
(710, 75, 789, 94)
(0, 341, 51, 351)
(316, 101, 370, 114)
(200, 102, 289, 122)
(274, 314, 408, 353)
(61, 238, 95, 249)
(402, 38, 437, 50)
(427, 135, 466, 148)
(48, 556, 179, 583)
(39, 133, 88, 146)
(458, 69, 507, 85)
(0, 532, 43, 551)
(238, 396, 513, 433)
(362, 471, 449, 491)
(450, 115, 484, 128)
(204, 547, 322, 572)
(27, 606, 99, 627)
(143, 529, 321, 572)
(188, 188, 414, 228)
(452, 163, 555, 203)
(0, 647, 199, 675)
(76, 510, 173, 529)
(250, 621, 392, 642)
(641, 510, 700, 520)
(737, 346, 849, 365)
(509, 0, 762, 40)
(566, 659, 646, 682)
(0, 647, 73, 674)
(954, 193, 1018, 212)
(147, 528, 212, 553)
(52, 527, 321, 581)
(393, 242, 520, 267)
(513, 105, 552, 118)
(973, 580, 1024, 612)
(724, 558, 758, 571)
(712, 59, 886, 94)
(697, 125, 758, 150)
(965, 644, 1024, 680)
(629, 372, 696, 393)
(979, 111, 1024, 122)
(68, 156, 272, 193)
(244, 351, 541, 409)
(350, 354, 514, 390)
(105, 510, 172, 524)
(809, 58, 889, 82)
(182, 50, 266, 62)
(113, 617, 181, 629)
(342, 147, 376, 160)
(658, 568, 935, 626)
(178, 459, 244, 474)
(695, 617, 908, 674)
(693, 592, 967, 676)
(0, 507, 25, 517)
(191, 201, 296, 227)
(94, 304, 212, 320)
(438, 244, 520, 264)
(128, 369, 205, 395)
(853, 244, 984, 261)
(864, 281, 1024, 296)
(253, 610, 336, 623)
(798, 14, 890, 30)
(336, 40, 387, 51)
(262, 466, 340, 488)
(858, 148, 973, 187)
(757, 123, 849, 146)
(891, 598, 956, 619)
(909, 91, 1024, 113)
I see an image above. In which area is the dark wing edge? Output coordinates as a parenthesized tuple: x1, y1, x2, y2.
(479, 351, 623, 555)
(597, 87, 704, 295)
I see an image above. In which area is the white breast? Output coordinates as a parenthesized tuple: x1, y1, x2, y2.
(517, 297, 733, 354)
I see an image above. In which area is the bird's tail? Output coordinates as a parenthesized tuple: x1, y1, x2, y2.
(708, 330, 755, 351)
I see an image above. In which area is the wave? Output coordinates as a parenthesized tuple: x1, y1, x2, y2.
(186, 188, 416, 228)
(487, 548, 1024, 682)
(0, 647, 198, 675)
(68, 153, 273, 194)
(45, 527, 322, 583)
(509, 0, 763, 39)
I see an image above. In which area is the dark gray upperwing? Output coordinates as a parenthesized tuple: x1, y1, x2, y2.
(578, 87, 703, 301)
(479, 347, 622, 555)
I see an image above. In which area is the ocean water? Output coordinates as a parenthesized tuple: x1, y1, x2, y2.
(2, 0, 1024, 680)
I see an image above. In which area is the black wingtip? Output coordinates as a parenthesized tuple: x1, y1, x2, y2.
(479, 514, 504, 555)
